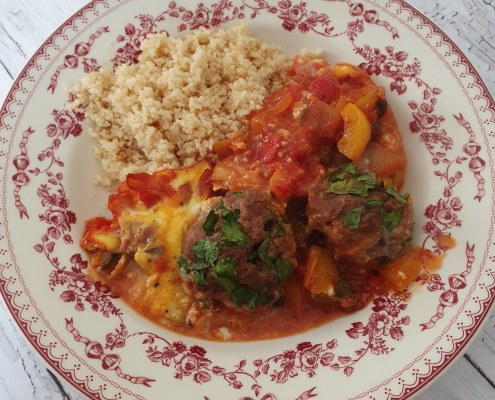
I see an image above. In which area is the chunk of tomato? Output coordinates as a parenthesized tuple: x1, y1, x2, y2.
(309, 75, 340, 105)
(126, 171, 176, 208)
(269, 162, 307, 200)
(108, 190, 136, 218)
(258, 133, 283, 163)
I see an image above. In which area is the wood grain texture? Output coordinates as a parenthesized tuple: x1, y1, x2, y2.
(0, 1, 494, 399)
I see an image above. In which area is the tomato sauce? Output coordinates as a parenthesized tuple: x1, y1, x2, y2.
(81, 55, 433, 342)
(211, 56, 407, 202)
(93, 261, 362, 341)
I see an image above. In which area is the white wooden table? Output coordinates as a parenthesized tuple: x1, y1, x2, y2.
(0, 0, 494, 399)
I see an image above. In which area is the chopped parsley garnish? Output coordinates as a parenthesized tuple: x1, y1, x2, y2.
(216, 203, 231, 217)
(214, 275, 238, 293)
(326, 163, 378, 197)
(384, 185, 409, 205)
(192, 270, 207, 286)
(178, 200, 292, 311)
(382, 208, 404, 233)
(257, 237, 292, 282)
(257, 237, 271, 264)
(264, 211, 286, 238)
(189, 261, 208, 271)
(193, 240, 219, 265)
(177, 255, 189, 274)
(231, 285, 259, 311)
(344, 206, 365, 230)
(204, 203, 252, 247)
(212, 257, 237, 278)
(220, 210, 251, 246)
(366, 199, 383, 208)
(202, 209, 218, 235)
(275, 259, 293, 282)
(213, 275, 260, 312)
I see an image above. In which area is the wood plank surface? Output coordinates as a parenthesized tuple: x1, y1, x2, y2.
(0, 0, 494, 399)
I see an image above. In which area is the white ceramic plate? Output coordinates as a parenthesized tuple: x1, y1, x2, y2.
(1, 1, 494, 399)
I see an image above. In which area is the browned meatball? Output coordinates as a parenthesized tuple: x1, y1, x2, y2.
(307, 164, 413, 266)
(181, 190, 297, 310)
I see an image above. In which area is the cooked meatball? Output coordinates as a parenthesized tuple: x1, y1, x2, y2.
(181, 190, 297, 309)
(307, 164, 413, 265)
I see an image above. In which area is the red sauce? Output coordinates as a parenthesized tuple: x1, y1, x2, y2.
(81, 56, 427, 342)
(96, 262, 375, 341)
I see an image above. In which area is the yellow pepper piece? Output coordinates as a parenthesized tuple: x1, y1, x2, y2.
(380, 255, 422, 292)
(337, 102, 372, 161)
(331, 64, 359, 80)
(303, 246, 339, 296)
(354, 88, 381, 115)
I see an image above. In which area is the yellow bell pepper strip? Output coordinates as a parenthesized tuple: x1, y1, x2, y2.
(303, 246, 339, 296)
(337, 102, 372, 161)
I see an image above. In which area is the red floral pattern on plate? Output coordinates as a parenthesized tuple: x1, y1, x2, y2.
(420, 243, 475, 330)
(48, 27, 108, 93)
(416, 271, 445, 292)
(0, 1, 494, 399)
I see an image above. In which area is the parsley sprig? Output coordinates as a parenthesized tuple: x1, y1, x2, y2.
(326, 164, 378, 197)
(329, 164, 410, 233)
(179, 200, 293, 310)
(381, 208, 404, 233)
(384, 185, 409, 205)
(202, 205, 251, 247)
(343, 206, 365, 230)
(178, 239, 269, 311)
(249, 213, 292, 283)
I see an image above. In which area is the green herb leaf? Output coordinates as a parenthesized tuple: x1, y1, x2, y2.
(214, 275, 237, 293)
(214, 275, 258, 310)
(247, 291, 259, 311)
(189, 262, 208, 271)
(177, 255, 189, 274)
(202, 209, 218, 236)
(216, 203, 230, 217)
(257, 237, 271, 265)
(212, 257, 237, 278)
(366, 200, 383, 208)
(344, 206, 365, 230)
(231, 285, 259, 311)
(192, 270, 207, 286)
(258, 238, 293, 282)
(329, 163, 357, 181)
(212, 265, 272, 311)
(384, 185, 409, 205)
(326, 164, 377, 197)
(220, 211, 251, 247)
(193, 240, 220, 266)
(382, 208, 404, 233)
(275, 259, 293, 282)
(264, 211, 286, 238)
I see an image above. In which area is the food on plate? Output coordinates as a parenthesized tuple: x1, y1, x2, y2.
(307, 164, 413, 266)
(182, 190, 297, 309)
(69, 25, 290, 188)
(80, 28, 440, 341)
(81, 161, 212, 323)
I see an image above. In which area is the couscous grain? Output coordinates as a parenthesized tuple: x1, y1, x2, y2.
(70, 25, 290, 188)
